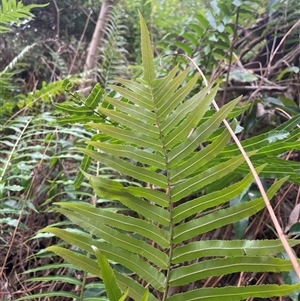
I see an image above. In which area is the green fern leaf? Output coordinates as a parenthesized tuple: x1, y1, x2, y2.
(173, 165, 266, 223)
(166, 284, 300, 301)
(169, 256, 296, 286)
(55, 203, 170, 248)
(172, 239, 300, 263)
(139, 11, 155, 84)
(93, 247, 123, 301)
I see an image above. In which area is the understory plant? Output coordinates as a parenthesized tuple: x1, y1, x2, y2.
(0, 0, 49, 115)
(36, 14, 300, 301)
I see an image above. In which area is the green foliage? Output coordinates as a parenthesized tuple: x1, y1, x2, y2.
(0, 108, 106, 300)
(168, 0, 262, 73)
(93, 247, 136, 301)
(1, 74, 84, 116)
(0, 43, 37, 91)
(0, 0, 48, 115)
(38, 13, 300, 301)
(54, 81, 105, 189)
(93, 247, 123, 301)
(0, 0, 47, 33)
(168, 0, 300, 83)
(97, 3, 131, 89)
(0, 111, 93, 224)
(164, 0, 300, 152)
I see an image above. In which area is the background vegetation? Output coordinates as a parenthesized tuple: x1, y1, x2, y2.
(1, 0, 300, 300)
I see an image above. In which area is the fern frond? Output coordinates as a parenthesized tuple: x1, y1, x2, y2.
(42, 13, 300, 301)
(0, 43, 37, 76)
(97, 3, 131, 89)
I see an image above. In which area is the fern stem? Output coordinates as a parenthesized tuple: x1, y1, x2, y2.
(78, 272, 88, 301)
(162, 172, 174, 300)
(156, 114, 174, 301)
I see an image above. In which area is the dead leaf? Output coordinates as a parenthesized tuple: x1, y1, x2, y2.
(285, 203, 300, 233)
